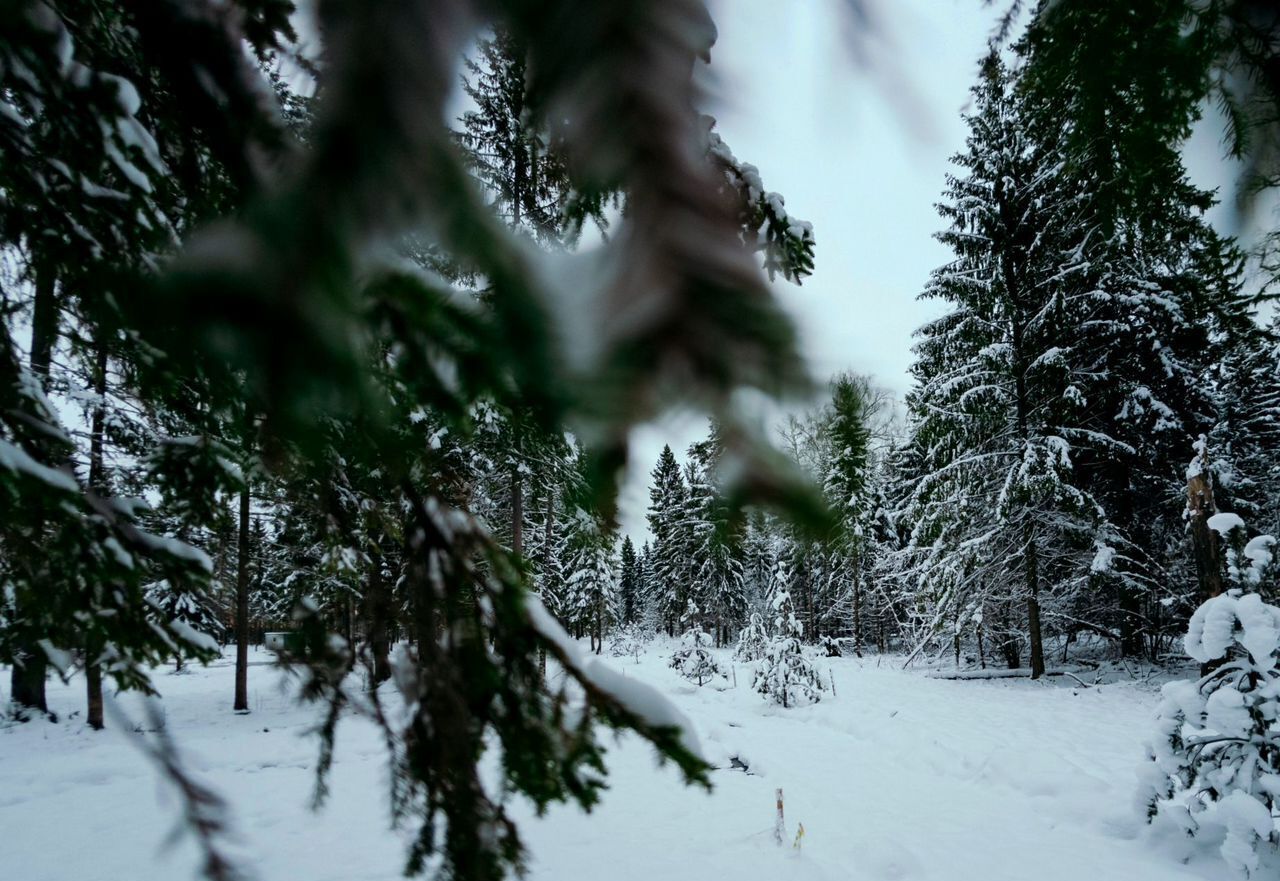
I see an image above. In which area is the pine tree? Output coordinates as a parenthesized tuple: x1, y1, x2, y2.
(895, 55, 1104, 676)
(753, 554, 826, 707)
(647, 445, 690, 636)
(821, 373, 878, 653)
(1141, 530, 1280, 876)
(563, 507, 618, 654)
(682, 424, 746, 646)
(668, 627, 726, 687)
(1014, 4, 1265, 658)
(618, 535, 640, 626)
(457, 28, 597, 244)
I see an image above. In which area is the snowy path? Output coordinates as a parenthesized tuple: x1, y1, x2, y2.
(0, 647, 1230, 881)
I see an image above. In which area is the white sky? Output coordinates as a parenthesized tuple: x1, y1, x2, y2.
(617, 0, 1004, 540)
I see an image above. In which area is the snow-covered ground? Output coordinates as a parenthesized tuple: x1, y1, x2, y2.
(0, 644, 1238, 881)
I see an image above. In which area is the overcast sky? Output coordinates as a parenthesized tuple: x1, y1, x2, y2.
(617, 0, 1005, 539)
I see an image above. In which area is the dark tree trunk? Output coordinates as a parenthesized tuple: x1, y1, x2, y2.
(998, 175, 1047, 680)
(11, 260, 59, 716)
(85, 338, 108, 729)
(1119, 589, 1144, 658)
(30, 259, 58, 383)
(852, 553, 864, 657)
(1026, 534, 1045, 679)
(1186, 452, 1225, 603)
(234, 484, 251, 713)
(510, 466, 523, 557)
(999, 604, 1020, 669)
(365, 548, 393, 685)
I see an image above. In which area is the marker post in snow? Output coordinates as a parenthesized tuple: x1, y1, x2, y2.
(774, 788, 785, 846)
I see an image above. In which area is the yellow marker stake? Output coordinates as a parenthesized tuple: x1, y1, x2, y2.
(793, 823, 805, 850)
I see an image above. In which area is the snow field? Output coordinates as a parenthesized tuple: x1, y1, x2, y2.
(0, 644, 1239, 881)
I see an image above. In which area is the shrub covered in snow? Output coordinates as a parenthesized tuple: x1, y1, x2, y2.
(144, 579, 224, 669)
(1140, 590, 1280, 876)
(752, 586, 826, 708)
(669, 629, 727, 687)
(752, 634, 826, 708)
(733, 613, 769, 663)
(609, 622, 648, 663)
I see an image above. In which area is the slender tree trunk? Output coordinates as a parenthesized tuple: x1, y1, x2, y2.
(234, 484, 251, 713)
(85, 338, 108, 730)
(366, 548, 392, 685)
(806, 563, 816, 643)
(11, 260, 59, 716)
(1001, 206, 1045, 680)
(1026, 533, 1045, 679)
(1186, 444, 1225, 602)
(999, 604, 1020, 669)
(852, 552, 863, 657)
(510, 466, 523, 557)
(345, 595, 355, 652)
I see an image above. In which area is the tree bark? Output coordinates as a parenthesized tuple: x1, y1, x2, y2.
(233, 483, 251, 713)
(1119, 588, 1144, 658)
(1186, 446, 1225, 602)
(85, 338, 108, 730)
(365, 548, 392, 685)
(999, 177, 1046, 680)
(510, 466, 523, 557)
(1026, 533, 1045, 679)
(11, 259, 58, 716)
(851, 551, 864, 657)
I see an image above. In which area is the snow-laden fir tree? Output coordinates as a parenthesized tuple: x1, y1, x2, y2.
(734, 611, 769, 663)
(668, 627, 727, 687)
(682, 423, 746, 646)
(608, 621, 648, 664)
(1211, 315, 1280, 549)
(648, 444, 690, 636)
(618, 535, 641, 626)
(562, 505, 618, 655)
(637, 540, 662, 633)
(145, 580, 226, 672)
(892, 54, 1106, 676)
(820, 373, 880, 654)
(1141, 583, 1280, 877)
(1016, 10, 1258, 659)
(753, 556, 826, 707)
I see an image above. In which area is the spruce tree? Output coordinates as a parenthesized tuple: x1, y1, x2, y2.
(683, 424, 746, 646)
(618, 535, 640, 625)
(821, 373, 878, 653)
(896, 55, 1104, 676)
(647, 444, 690, 636)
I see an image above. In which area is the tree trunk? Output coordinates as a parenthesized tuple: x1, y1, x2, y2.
(852, 556, 863, 657)
(999, 604, 1020, 669)
(510, 466, 523, 557)
(234, 484, 251, 713)
(11, 260, 59, 716)
(1001, 209, 1045, 680)
(1186, 446, 1225, 602)
(1026, 534, 1045, 680)
(85, 338, 108, 730)
(365, 548, 392, 685)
